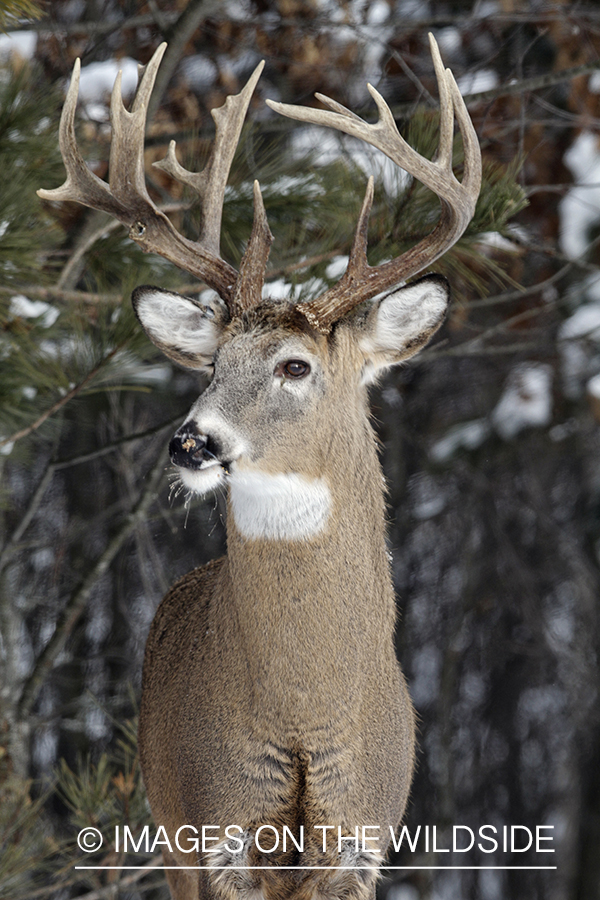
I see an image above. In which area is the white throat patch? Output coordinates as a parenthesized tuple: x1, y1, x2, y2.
(229, 471, 331, 541)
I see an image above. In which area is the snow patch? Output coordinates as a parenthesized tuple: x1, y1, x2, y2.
(263, 279, 291, 300)
(430, 418, 490, 462)
(326, 255, 349, 279)
(461, 672, 487, 706)
(580, 272, 600, 302)
(435, 28, 462, 55)
(180, 55, 218, 91)
(590, 71, 600, 94)
(366, 1, 389, 25)
(474, 1, 501, 18)
(477, 231, 520, 253)
(410, 644, 442, 707)
(386, 885, 419, 900)
(558, 302, 600, 341)
(265, 174, 324, 199)
(223, 0, 254, 21)
(559, 131, 600, 258)
(457, 69, 498, 95)
(121, 361, 172, 386)
(587, 372, 600, 400)
(0, 31, 37, 60)
(78, 58, 139, 105)
(491, 363, 553, 440)
(408, 472, 446, 520)
(558, 302, 600, 396)
(517, 686, 565, 734)
(10, 295, 59, 328)
(289, 127, 410, 195)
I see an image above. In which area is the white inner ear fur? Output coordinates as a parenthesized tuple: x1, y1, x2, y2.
(359, 279, 449, 376)
(135, 288, 220, 361)
(229, 471, 332, 541)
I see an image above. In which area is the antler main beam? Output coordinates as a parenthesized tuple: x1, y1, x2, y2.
(266, 34, 482, 333)
(38, 46, 269, 311)
(40, 37, 480, 332)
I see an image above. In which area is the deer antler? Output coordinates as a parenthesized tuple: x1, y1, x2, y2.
(38, 46, 271, 314)
(266, 33, 482, 333)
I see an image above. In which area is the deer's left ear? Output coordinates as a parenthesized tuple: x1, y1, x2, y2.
(357, 274, 449, 383)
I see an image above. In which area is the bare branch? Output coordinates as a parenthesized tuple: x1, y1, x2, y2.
(0, 414, 182, 574)
(0, 345, 122, 450)
(17, 455, 166, 719)
(146, 0, 224, 122)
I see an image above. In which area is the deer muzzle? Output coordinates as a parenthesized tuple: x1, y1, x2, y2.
(169, 428, 215, 470)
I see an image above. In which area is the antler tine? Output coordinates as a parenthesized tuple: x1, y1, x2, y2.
(447, 67, 481, 195)
(429, 33, 453, 171)
(231, 180, 274, 316)
(154, 61, 265, 259)
(38, 47, 169, 220)
(37, 59, 121, 214)
(38, 47, 270, 309)
(266, 33, 482, 333)
(108, 46, 166, 209)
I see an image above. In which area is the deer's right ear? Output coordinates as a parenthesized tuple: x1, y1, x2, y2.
(132, 286, 226, 370)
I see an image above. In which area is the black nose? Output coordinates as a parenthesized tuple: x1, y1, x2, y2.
(169, 430, 208, 470)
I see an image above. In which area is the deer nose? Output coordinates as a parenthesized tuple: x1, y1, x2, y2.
(169, 429, 208, 470)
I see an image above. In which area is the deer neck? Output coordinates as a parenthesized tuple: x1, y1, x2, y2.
(221, 410, 397, 732)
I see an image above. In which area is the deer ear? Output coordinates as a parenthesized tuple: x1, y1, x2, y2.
(357, 274, 449, 383)
(132, 286, 226, 370)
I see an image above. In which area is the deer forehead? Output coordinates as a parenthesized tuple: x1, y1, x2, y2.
(205, 314, 326, 382)
(214, 331, 320, 374)
(214, 307, 368, 377)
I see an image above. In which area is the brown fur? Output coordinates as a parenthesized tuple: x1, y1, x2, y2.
(138, 312, 421, 900)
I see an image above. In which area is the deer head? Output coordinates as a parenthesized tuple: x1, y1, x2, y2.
(39, 37, 480, 509)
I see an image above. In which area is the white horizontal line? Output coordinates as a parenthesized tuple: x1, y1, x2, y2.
(74, 865, 558, 871)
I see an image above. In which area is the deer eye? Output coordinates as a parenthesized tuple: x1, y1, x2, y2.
(275, 360, 311, 379)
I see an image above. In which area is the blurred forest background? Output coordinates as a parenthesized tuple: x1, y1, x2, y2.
(2, 1, 600, 898)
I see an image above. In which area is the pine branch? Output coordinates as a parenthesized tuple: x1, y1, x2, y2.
(0, 0, 43, 28)
(52, 416, 184, 471)
(0, 285, 118, 303)
(51, 202, 189, 292)
(0, 252, 344, 306)
(16, 454, 166, 719)
(56, 216, 121, 292)
(70, 856, 164, 900)
(0, 344, 122, 450)
(69, 856, 164, 899)
(0, 414, 182, 574)
(12, 855, 164, 900)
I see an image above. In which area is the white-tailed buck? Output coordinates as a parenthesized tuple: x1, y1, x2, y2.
(39, 37, 481, 900)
